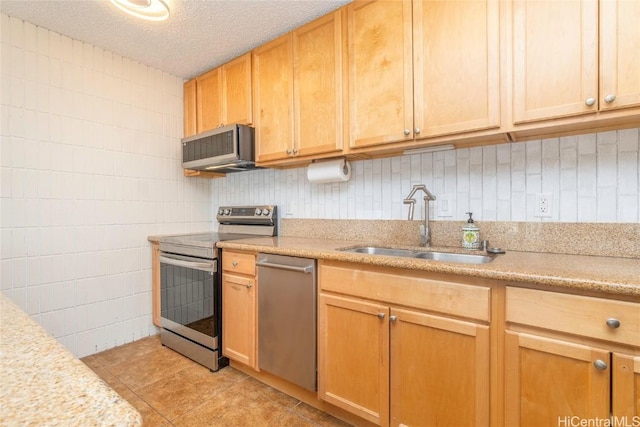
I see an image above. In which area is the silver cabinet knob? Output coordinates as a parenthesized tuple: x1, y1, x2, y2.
(606, 318, 621, 329)
(593, 359, 608, 371)
(292, 148, 299, 156)
(414, 127, 421, 135)
(604, 94, 616, 104)
(585, 97, 596, 106)
(377, 313, 385, 319)
(246, 283, 252, 289)
(286, 149, 293, 155)
(390, 315, 398, 322)
(404, 129, 411, 136)
(232, 261, 238, 267)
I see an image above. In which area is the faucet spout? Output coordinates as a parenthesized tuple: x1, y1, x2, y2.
(404, 184, 436, 247)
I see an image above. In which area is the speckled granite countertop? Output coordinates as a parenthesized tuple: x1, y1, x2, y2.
(0, 294, 142, 426)
(216, 236, 640, 298)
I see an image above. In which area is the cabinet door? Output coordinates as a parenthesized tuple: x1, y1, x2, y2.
(222, 53, 253, 125)
(599, 0, 640, 111)
(253, 34, 295, 163)
(612, 353, 640, 418)
(293, 10, 344, 157)
(390, 308, 490, 427)
(196, 68, 222, 133)
(505, 331, 610, 426)
(413, 0, 500, 138)
(512, 0, 598, 123)
(183, 79, 197, 137)
(318, 294, 389, 426)
(222, 273, 256, 369)
(347, 0, 413, 149)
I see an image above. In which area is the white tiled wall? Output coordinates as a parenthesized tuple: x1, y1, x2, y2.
(212, 128, 640, 224)
(0, 15, 212, 357)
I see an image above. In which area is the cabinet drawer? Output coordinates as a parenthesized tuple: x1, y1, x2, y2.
(506, 286, 640, 347)
(222, 250, 255, 276)
(320, 262, 490, 322)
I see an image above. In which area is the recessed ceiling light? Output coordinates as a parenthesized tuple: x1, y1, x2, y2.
(110, 0, 170, 21)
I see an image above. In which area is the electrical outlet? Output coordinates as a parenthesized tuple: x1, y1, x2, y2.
(534, 193, 552, 217)
(436, 194, 453, 217)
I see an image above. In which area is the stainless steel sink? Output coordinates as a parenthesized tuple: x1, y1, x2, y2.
(339, 246, 496, 264)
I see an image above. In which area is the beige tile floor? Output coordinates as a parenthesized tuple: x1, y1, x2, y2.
(81, 335, 351, 427)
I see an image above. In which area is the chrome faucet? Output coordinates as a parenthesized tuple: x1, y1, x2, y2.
(403, 184, 436, 246)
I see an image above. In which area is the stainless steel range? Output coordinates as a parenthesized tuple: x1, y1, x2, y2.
(158, 205, 277, 371)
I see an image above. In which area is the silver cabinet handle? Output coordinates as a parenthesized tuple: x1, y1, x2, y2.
(585, 97, 596, 106)
(377, 313, 385, 319)
(593, 359, 608, 371)
(286, 149, 293, 155)
(246, 283, 253, 289)
(606, 318, 620, 329)
(604, 94, 616, 103)
(390, 315, 398, 322)
(404, 129, 411, 136)
(292, 148, 299, 156)
(414, 127, 421, 135)
(232, 261, 238, 267)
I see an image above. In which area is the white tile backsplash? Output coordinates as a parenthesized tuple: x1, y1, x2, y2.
(1, 15, 211, 357)
(212, 127, 640, 225)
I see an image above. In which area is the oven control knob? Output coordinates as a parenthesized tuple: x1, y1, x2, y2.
(218, 208, 224, 215)
(262, 209, 270, 216)
(223, 209, 231, 215)
(255, 208, 262, 216)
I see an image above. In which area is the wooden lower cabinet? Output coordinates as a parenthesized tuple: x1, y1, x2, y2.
(221, 249, 257, 370)
(505, 285, 640, 426)
(612, 354, 640, 418)
(318, 293, 490, 427)
(391, 308, 490, 427)
(505, 331, 611, 426)
(222, 272, 256, 368)
(318, 294, 389, 425)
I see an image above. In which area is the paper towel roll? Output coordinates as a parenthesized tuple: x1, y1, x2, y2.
(307, 159, 351, 184)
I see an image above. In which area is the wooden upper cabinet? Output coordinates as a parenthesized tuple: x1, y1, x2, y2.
(413, 0, 500, 137)
(599, 0, 640, 111)
(254, 10, 345, 164)
(196, 67, 222, 133)
(191, 53, 253, 136)
(183, 79, 197, 137)
(222, 53, 253, 126)
(293, 10, 345, 158)
(512, 0, 599, 123)
(347, 0, 413, 149)
(253, 34, 295, 163)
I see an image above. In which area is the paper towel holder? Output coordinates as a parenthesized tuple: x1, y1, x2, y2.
(307, 157, 351, 184)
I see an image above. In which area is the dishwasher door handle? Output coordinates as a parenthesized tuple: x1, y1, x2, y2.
(256, 260, 313, 274)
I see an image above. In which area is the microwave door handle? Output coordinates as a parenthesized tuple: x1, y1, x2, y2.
(159, 255, 216, 272)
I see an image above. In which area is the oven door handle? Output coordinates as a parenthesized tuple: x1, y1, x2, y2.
(159, 255, 216, 272)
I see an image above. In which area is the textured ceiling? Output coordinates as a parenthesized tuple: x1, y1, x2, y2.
(0, 0, 351, 79)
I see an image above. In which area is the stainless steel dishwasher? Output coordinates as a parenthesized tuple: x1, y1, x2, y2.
(256, 253, 317, 391)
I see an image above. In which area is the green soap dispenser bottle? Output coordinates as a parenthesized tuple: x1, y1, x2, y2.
(462, 212, 480, 249)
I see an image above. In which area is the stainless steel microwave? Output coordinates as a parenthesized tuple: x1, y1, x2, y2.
(182, 124, 259, 173)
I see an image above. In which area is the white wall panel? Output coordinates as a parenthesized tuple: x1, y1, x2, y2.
(0, 15, 211, 357)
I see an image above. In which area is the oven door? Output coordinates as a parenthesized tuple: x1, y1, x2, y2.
(159, 252, 218, 350)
